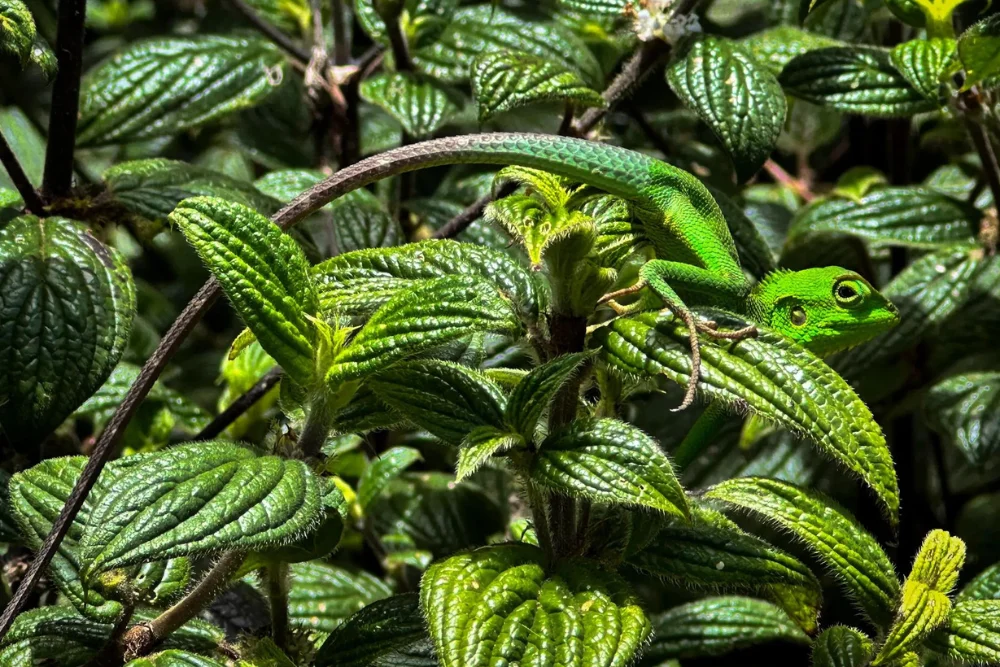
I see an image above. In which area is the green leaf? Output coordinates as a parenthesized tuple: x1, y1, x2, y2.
(831, 166, 888, 202)
(958, 13, 1000, 88)
(504, 352, 589, 440)
(0, 107, 43, 190)
(812, 626, 873, 667)
(77, 35, 286, 146)
(708, 184, 777, 279)
(0, 606, 112, 666)
(357, 446, 423, 510)
(926, 372, 1000, 465)
(0, 216, 135, 445)
(325, 275, 522, 386)
(643, 596, 809, 661)
(360, 72, 460, 138)
(414, 7, 603, 87)
(455, 428, 522, 481)
(668, 36, 787, 182)
(314, 593, 427, 667)
(471, 50, 604, 123)
(171, 197, 319, 386)
(958, 562, 1000, 601)
(927, 599, 1000, 663)
(597, 312, 899, 519)
(421, 543, 650, 667)
(889, 38, 957, 101)
(787, 187, 979, 249)
(532, 418, 689, 518)
(27, 34, 55, 79)
(705, 477, 900, 627)
(780, 47, 938, 117)
(367, 360, 506, 444)
(329, 190, 403, 253)
(554, 0, 627, 14)
(741, 25, 842, 76)
(104, 159, 281, 233)
(78, 442, 326, 575)
(288, 560, 393, 635)
(355, 0, 457, 48)
(125, 650, 228, 667)
(313, 240, 539, 324)
(0, 0, 34, 64)
(909, 529, 966, 593)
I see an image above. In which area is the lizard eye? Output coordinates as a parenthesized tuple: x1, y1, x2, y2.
(790, 306, 807, 326)
(834, 279, 864, 306)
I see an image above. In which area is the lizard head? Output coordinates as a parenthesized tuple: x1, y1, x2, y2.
(748, 267, 900, 356)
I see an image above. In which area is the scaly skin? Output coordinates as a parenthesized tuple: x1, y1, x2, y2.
(281, 132, 899, 408)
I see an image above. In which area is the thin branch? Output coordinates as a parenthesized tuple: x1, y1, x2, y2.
(266, 562, 290, 652)
(331, 0, 350, 66)
(965, 114, 1000, 212)
(0, 130, 44, 214)
(194, 367, 283, 441)
(227, 0, 310, 64)
(763, 158, 815, 202)
(42, 0, 87, 200)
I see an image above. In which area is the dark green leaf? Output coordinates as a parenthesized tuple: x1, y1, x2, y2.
(455, 428, 521, 481)
(504, 352, 589, 440)
(668, 36, 787, 181)
(289, 560, 393, 635)
(315, 593, 427, 667)
(355, 0, 457, 48)
(780, 47, 938, 117)
(171, 197, 318, 385)
(0, 107, 43, 190)
(471, 50, 604, 123)
(360, 72, 460, 138)
(0, 217, 135, 445)
(958, 13, 1000, 88)
(708, 185, 777, 279)
(0, 0, 35, 64)
(0, 606, 112, 666)
(927, 599, 1000, 663)
(741, 25, 842, 75)
(77, 36, 286, 146)
(357, 446, 423, 510)
(125, 650, 227, 667)
(330, 190, 404, 253)
(889, 38, 956, 101)
(555, 0, 627, 14)
(926, 372, 1000, 465)
(959, 562, 1000, 601)
(812, 626, 873, 667)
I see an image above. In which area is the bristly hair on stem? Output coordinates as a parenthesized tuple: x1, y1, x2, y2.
(42, 0, 87, 200)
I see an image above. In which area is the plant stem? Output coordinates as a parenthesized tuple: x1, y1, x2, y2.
(120, 551, 246, 660)
(226, 0, 311, 64)
(963, 106, 1000, 212)
(194, 368, 283, 441)
(42, 0, 87, 200)
(331, 0, 350, 66)
(266, 562, 290, 651)
(0, 129, 44, 214)
(526, 484, 554, 562)
(298, 394, 334, 458)
(763, 158, 815, 202)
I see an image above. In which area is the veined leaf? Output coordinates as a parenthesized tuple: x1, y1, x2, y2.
(504, 352, 589, 440)
(288, 560, 393, 634)
(555, 0, 627, 14)
(926, 372, 1000, 465)
(741, 25, 842, 76)
(104, 159, 281, 232)
(532, 418, 689, 518)
(643, 596, 809, 661)
(0, 216, 135, 446)
(325, 275, 522, 386)
(314, 593, 427, 667)
(77, 35, 286, 146)
(368, 360, 506, 444)
(171, 197, 319, 385)
(78, 442, 327, 575)
(360, 72, 460, 138)
(787, 187, 979, 249)
(0, 606, 114, 666)
(812, 626, 873, 667)
(927, 599, 1000, 663)
(668, 35, 787, 182)
(0, 107, 43, 190)
(780, 47, 938, 117)
(909, 529, 966, 593)
(421, 543, 650, 667)
(889, 38, 957, 101)
(355, 0, 457, 48)
(357, 446, 423, 510)
(958, 562, 1000, 601)
(312, 240, 540, 323)
(958, 13, 1000, 88)
(456, 428, 522, 481)
(705, 477, 900, 627)
(0, 0, 34, 64)
(125, 650, 228, 667)
(414, 7, 602, 87)
(597, 312, 898, 519)
(329, 189, 403, 253)
(471, 51, 604, 123)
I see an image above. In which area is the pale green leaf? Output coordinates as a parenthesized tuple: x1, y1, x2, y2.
(958, 13, 1000, 87)
(357, 446, 423, 510)
(874, 581, 951, 665)
(314, 593, 427, 667)
(504, 351, 589, 440)
(171, 197, 318, 385)
(360, 72, 460, 138)
(288, 560, 393, 634)
(455, 429, 521, 481)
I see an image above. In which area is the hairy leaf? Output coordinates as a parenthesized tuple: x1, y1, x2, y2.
(532, 418, 689, 518)
(329, 190, 403, 253)
(77, 36, 286, 146)
(505, 352, 589, 440)
(0, 606, 113, 666)
(357, 446, 423, 510)
(360, 72, 460, 138)
(125, 650, 228, 667)
(421, 543, 650, 667)
(643, 596, 809, 661)
(780, 47, 938, 117)
(927, 599, 1000, 663)
(355, 0, 457, 48)
(456, 429, 521, 481)
(958, 562, 1000, 601)
(812, 626, 873, 667)
(875, 583, 951, 664)
(78, 442, 327, 575)
(958, 13, 1000, 88)
(314, 593, 427, 667)
(288, 560, 393, 634)
(0, 216, 135, 445)
(471, 51, 604, 123)
(889, 38, 956, 101)
(171, 197, 319, 385)
(597, 312, 898, 519)
(926, 372, 1000, 465)
(741, 25, 842, 75)
(668, 35, 786, 181)
(367, 360, 506, 444)
(706, 477, 900, 627)
(0, 0, 34, 64)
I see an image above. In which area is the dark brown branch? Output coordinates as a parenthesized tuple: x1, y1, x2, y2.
(965, 115, 1000, 213)
(0, 129, 44, 214)
(194, 367, 283, 441)
(41, 0, 87, 200)
(331, 0, 350, 66)
(227, 0, 311, 64)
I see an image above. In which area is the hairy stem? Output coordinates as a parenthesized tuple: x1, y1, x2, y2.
(0, 129, 44, 214)
(266, 562, 290, 651)
(42, 0, 87, 200)
(526, 484, 554, 562)
(194, 368, 283, 441)
(226, 0, 310, 64)
(298, 393, 335, 458)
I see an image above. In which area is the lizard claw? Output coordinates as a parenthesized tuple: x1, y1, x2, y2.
(698, 322, 758, 341)
(664, 314, 758, 412)
(598, 279, 648, 306)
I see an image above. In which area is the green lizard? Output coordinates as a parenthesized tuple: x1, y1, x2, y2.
(285, 132, 899, 409)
